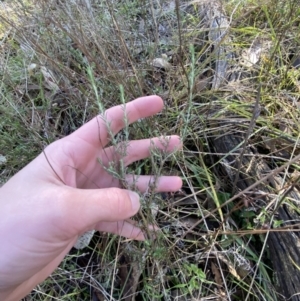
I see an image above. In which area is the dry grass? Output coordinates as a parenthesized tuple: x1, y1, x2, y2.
(1, 0, 300, 300)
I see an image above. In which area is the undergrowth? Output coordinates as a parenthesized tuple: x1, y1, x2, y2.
(1, 0, 300, 300)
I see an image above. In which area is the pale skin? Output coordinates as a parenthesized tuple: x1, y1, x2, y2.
(0, 95, 182, 301)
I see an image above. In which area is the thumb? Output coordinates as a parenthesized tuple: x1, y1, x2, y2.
(64, 187, 140, 233)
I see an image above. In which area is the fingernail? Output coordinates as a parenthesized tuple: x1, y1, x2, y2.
(128, 191, 140, 212)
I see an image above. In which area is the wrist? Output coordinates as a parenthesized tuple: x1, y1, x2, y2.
(0, 186, 35, 300)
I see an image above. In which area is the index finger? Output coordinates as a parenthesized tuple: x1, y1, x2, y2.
(70, 95, 164, 147)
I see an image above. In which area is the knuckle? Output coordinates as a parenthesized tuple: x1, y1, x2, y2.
(108, 187, 130, 217)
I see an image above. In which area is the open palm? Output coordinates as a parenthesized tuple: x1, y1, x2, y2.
(0, 96, 182, 301)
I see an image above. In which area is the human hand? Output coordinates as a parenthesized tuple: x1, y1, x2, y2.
(0, 95, 182, 301)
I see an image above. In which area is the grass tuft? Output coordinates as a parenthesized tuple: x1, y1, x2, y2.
(1, 0, 300, 300)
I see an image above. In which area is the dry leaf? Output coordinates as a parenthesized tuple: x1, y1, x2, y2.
(27, 63, 38, 76)
(216, 253, 241, 281)
(74, 230, 95, 249)
(92, 290, 108, 301)
(151, 57, 171, 70)
(241, 46, 261, 67)
(0, 154, 7, 165)
(119, 245, 144, 301)
(40, 66, 60, 92)
(211, 261, 223, 287)
(194, 77, 210, 92)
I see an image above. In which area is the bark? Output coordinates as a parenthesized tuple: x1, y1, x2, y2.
(211, 129, 300, 301)
(199, 1, 300, 298)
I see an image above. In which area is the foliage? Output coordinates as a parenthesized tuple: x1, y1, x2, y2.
(1, 0, 300, 300)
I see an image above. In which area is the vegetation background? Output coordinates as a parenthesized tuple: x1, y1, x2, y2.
(1, 0, 300, 300)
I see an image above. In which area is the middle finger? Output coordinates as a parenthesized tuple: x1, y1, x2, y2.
(85, 135, 182, 188)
